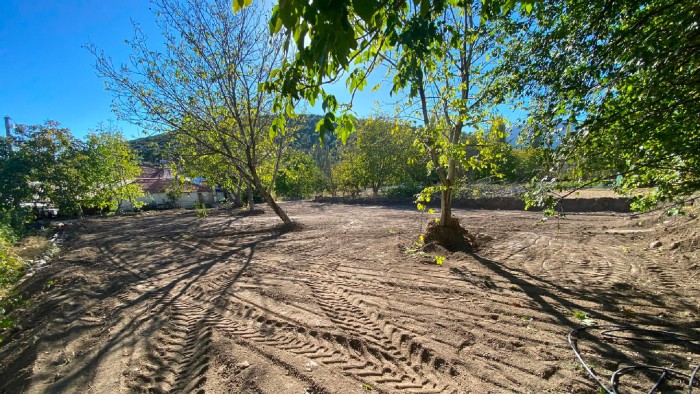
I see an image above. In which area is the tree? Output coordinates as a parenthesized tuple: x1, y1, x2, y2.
(501, 0, 700, 211)
(274, 149, 328, 199)
(83, 129, 145, 212)
(332, 142, 367, 196)
(12, 122, 89, 217)
(0, 133, 34, 235)
(357, 118, 419, 195)
(332, 117, 426, 196)
(89, 0, 296, 225)
(250, 0, 526, 247)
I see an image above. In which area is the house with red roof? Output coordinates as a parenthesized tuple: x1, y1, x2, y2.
(122, 165, 218, 211)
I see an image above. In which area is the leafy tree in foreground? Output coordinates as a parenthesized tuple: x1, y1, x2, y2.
(90, 0, 296, 225)
(502, 0, 700, 212)
(244, 0, 528, 247)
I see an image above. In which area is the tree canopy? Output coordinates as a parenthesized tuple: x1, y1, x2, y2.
(250, 0, 699, 216)
(83, 129, 145, 212)
(500, 0, 699, 211)
(91, 0, 296, 224)
(0, 121, 144, 237)
(242, 0, 530, 240)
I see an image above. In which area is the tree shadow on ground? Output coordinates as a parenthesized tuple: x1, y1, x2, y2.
(0, 212, 294, 393)
(464, 251, 699, 392)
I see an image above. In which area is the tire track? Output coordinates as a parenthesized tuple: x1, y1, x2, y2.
(126, 300, 211, 393)
(308, 280, 453, 393)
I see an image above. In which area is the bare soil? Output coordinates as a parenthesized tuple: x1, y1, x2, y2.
(0, 202, 698, 393)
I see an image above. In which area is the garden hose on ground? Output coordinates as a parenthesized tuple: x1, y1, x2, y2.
(568, 325, 700, 393)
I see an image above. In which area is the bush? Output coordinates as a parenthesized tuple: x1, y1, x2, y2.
(0, 235, 24, 292)
(275, 151, 328, 199)
(385, 183, 422, 198)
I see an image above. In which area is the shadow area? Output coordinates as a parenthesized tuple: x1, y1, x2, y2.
(0, 211, 294, 393)
(464, 251, 699, 392)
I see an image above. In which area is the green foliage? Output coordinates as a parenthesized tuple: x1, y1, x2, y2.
(0, 139, 34, 235)
(91, 0, 295, 224)
(0, 120, 147, 237)
(164, 176, 185, 204)
(331, 146, 366, 196)
(194, 202, 209, 218)
(249, 0, 531, 139)
(0, 238, 24, 290)
(332, 118, 428, 196)
(274, 150, 328, 199)
(14, 122, 89, 216)
(253, 0, 531, 227)
(0, 234, 25, 320)
(128, 132, 174, 164)
(503, 0, 700, 212)
(83, 129, 145, 212)
(572, 311, 587, 321)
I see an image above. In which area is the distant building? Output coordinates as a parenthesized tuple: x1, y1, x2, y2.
(122, 165, 221, 211)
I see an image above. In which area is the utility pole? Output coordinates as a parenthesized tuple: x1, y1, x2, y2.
(3, 116, 11, 157)
(4, 116, 11, 140)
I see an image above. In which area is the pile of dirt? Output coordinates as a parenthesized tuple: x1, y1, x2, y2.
(423, 217, 477, 252)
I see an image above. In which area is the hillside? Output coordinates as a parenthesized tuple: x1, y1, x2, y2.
(128, 114, 332, 163)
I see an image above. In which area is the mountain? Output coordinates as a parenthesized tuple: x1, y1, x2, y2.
(129, 133, 174, 164)
(128, 114, 335, 163)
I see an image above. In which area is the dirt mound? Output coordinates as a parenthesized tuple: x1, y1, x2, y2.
(423, 217, 477, 252)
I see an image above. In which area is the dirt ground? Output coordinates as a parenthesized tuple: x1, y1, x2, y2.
(0, 202, 698, 393)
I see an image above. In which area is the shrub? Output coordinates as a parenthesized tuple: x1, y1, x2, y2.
(0, 235, 24, 292)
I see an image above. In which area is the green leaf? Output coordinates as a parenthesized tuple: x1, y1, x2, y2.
(231, 0, 252, 13)
(353, 0, 379, 24)
(269, 6, 283, 33)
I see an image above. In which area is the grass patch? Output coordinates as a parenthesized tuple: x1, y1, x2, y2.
(14, 236, 51, 261)
(0, 241, 25, 300)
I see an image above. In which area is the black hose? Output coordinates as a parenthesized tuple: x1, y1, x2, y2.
(568, 325, 700, 394)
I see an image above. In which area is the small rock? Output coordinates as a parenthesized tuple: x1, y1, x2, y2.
(236, 361, 251, 370)
(305, 360, 318, 372)
(669, 242, 680, 250)
(538, 364, 559, 379)
(649, 241, 662, 249)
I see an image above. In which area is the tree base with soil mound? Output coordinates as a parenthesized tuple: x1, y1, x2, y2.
(423, 217, 477, 252)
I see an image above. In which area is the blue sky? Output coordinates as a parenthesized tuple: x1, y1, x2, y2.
(0, 1, 157, 139)
(0, 1, 522, 141)
(0, 1, 395, 140)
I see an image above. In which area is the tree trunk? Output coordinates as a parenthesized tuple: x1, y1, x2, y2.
(372, 183, 380, 196)
(248, 163, 293, 225)
(261, 185, 292, 225)
(268, 132, 289, 196)
(254, 178, 292, 225)
(440, 187, 452, 226)
(247, 184, 255, 212)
